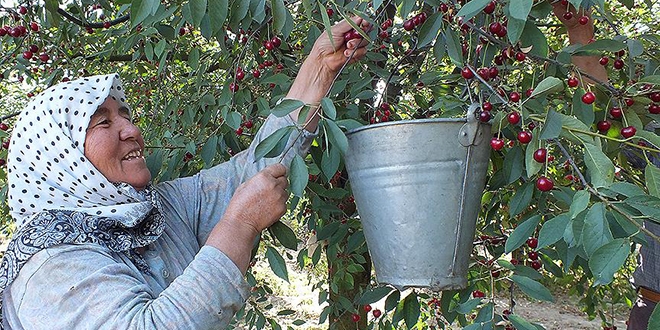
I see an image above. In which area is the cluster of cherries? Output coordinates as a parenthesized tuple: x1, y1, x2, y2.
(351, 304, 382, 322)
(0, 122, 10, 166)
(402, 12, 428, 31)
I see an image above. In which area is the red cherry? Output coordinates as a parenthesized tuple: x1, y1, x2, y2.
(472, 290, 486, 298)
(533, 148, 547, 163)
(530, 260, 542, 270)
(496, 26, 507, 38)
(29, 44, 38, 53)
(372, 309, 382, 318)
(0, 123, 8, 131)
(461, 67, 474, 79)
(488, 67, 499, 79)
(379, 30, 389, 39)
(509, 91, 521, 102)
(648, 103, 660, 114)
(490, 138, 505, 151)
(30, 22, 39, 32)
(22, 51, 33, 60)
(264, 40, 274, 50)
(2, 140, 9, 149)
(235, 127, 244, 135)
(380, 103, 391, 111)
(528, 251, 539, 260)
(489, 22, 502, 34)
(621, 126, 636, 138)
(18, 6, 27, 15)
(252, 69, 260, 78)
(597, 120, 611, 132)
(184, 152, 194, 161)
(526, 88, 534, 97)
(363, 304, 372, 312)
(526, 237, 538, 249)
(650, 92, 660, 102)
(351, 313, 360, 322)
(562, 11, 573, 20)
(229, 82, 238, 92)
(479, 111, 491, 122)
(609, 107, 623, 118)
(515, 52, 526, 62)
(103, 21, 111, 29)
(403, 20, 415, 31)
(581, 91, 596, 104)
(613, 59, 624, 70)
(39, 53, 49, 62)
(507, 111, 521, 125)
(517, 131, 532, 144)
(271, 36, 281, 48)
(536, 176, 554, 191)
(440, 3, 449, 12)
(244, 120, 253, 129)
(578, 16, 589, 25)
(625, 98, 635, 106)
(491, 269, 501, 278)
(236, 70, 245, 81)
(483, 1, 496, 14)
(482, 102, 493, 111)
(326, 8, 334, 16)
(599, 56, 609, 66)
(567, 77, 579, 88)
(179, 27, 186, 36)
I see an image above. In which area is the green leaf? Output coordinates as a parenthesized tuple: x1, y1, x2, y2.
(323, 120, 348, 155)
(589, 238, 630, 286)
(317, 1, 334, 51)
(200, 135, 218, 166)
(625, 195, 660, 223)
(359, 286, 393, 305)
(572, 87, 594, 126)
(525, 137, 542, 177)
(640, 75, 660, 85)
(443, 26, 463, 66)
(573, 39, 626, 55)
(271, 0, 286, 33)
(320, 97, 336, 120)
(647, 165, 660, 198)
(208, 0, 228, 33)
(417, 12, 444, 48)
(254, 126, 294, 159)
(540, 109, 562, 140)
(538, 213, 570, 249)
(509, 0, 533, 20)
(509, 182, 534, 218)
(272, 99, 304, 117)
(649, 303, 660, 330)
(402, 292, 420, 329)
(508, 315, 539, 330)
(511, 275, 554, 302)
(569, 190, 590, 219)
(269, 221, 298, 250)
(636, 130, 660, 149)
(503, 146, 524, 184)
(559, 113, 594, 145)
(530, 77, 563, 98)
(188, 48, 200, 70)
(266, 246, 289, 282)
(583, 143, 615, 188)
(289, 154, 308, 197)
(321, 146, 340, 180)
(582, 203, 613, 257)
(131, 0, 159, 28)
(433, 31, 446, 61)
(454, 298, 482, 314)
(507, 17, 525, 45)
(189, 0, 207, 28)
(455, 0, 491, 21)
(505, 215, 541, 254)
(385, 290, 400, 312)
(520, 21, 548, 58)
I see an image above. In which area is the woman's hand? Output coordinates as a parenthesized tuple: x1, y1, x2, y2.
(310, 16, 372, 74)
(551, 0, 594, 45)
(206, 164, 289, 273)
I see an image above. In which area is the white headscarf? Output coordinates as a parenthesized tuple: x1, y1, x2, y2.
(7, 73, 154, 229)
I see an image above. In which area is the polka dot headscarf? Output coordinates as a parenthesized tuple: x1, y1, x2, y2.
(7, 73, 156, 229)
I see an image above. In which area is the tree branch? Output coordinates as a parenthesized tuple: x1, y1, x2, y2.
(56, 8, 129, 29)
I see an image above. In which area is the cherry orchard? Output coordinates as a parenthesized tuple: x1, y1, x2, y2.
(1, 0, 660, 329)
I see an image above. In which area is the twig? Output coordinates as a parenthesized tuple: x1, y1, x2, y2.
(56, 8, 130, 29)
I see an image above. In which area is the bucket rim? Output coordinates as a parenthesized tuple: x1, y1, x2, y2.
(345, 117, 491, 136)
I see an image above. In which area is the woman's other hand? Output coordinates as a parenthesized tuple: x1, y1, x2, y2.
(310, 16, 372, 74)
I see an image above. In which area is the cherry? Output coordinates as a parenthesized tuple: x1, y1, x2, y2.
(264, 40, 274, 50)
(578, 16, 589, 25)
(530, 260, 542, 270)
(461, 67, 474, 79)
(22, 51, 33, 60)
(597, 120, 611, 132)
(184, 152, 194, 161)
(372, 309, 382, 318)
(403, 19, 415, 31)
(517, 131, 532, 144)
(271, 36, 281, 48)
(610, 107, 623, 118)
(515, 52, 526, 62)
(509, 91, 521, 102)
(567, 77, 579, 88)
(490, 138, 505, 151)
(379, 30, 389, 39)
(488, 66, 499, 78)
(562, 11, 573, 20)
(536, 176, 554, 191)
(363, 304, 372, 312)
(621, 126, 636, 138)
(439, 3, 449, 12)
(625, 98, 635, 106)
(351, 313, 360, 322)
(491, 269, 501, 278)
(0, 159, 4, 166)
(380, 103, 391, 111)
(39, 53, 49, 62)
(236, 70, 245, 81)
(252, 69, 260, 78)
(599, 56, 609, 66)
(483, 1, 496, 14)
(30, 22, 39, 32)
(507, 111, 521, 125)
(650, 92, 660, 102)
(528, 251, 539, 260)
(527, 237, 538, 249)
(581, 91, 596, 104)
(489, 22, 502, 34)
(472, 290, 486, 298)
(649, 103, 660, 114)
(2, 140, 9, 149)
(0, 123, 8, 131)
(326, 8, 334, 16)
(479, 111, 491, 122)
(235, 127, 244, 135)
(482, 101, 493, 111)
(103, 21, 111, 29)
(18, 6, 27, 15)
(533, 148, 547, 163)
(613, 59, 624, 70)
(229, 82, 238, 93)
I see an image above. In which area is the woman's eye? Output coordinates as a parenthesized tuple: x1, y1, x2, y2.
(96, 119, 110, 126)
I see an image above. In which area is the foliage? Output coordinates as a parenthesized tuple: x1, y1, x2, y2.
(1, 0, 660, 329)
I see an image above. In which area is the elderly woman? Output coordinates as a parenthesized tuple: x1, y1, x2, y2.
(0, 18, 369, 329)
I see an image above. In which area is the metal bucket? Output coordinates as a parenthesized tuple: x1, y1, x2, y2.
(344, 107, 491, 291)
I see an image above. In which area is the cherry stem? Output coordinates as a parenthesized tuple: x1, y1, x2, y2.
(56, 8, 130, 28)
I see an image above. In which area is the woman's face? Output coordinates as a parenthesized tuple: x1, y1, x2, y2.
(84, 97, 151, 190)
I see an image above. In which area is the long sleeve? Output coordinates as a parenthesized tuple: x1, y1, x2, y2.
(4, 244, 248, 329)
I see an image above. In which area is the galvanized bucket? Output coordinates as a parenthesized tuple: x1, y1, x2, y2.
(344, 105, 491, 291)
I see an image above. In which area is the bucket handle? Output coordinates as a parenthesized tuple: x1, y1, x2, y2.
(458, 103, 483, 147)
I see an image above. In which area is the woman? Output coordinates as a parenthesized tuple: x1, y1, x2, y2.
(0, 17, 370, 329)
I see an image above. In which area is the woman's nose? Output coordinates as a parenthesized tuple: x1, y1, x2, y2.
(119, 119, 142, 141)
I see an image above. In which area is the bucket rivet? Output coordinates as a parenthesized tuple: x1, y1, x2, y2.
(462, 132, 467, 136)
